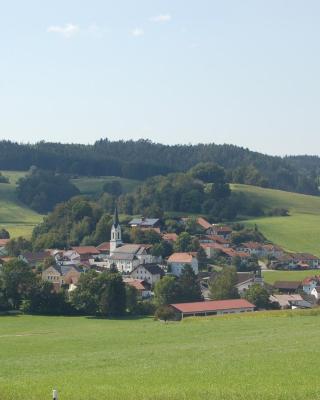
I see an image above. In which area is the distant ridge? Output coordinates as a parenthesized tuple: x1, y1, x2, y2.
(0, 139, 319, 195)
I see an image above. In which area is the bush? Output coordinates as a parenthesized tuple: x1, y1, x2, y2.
(135, 300, 156, 316)
(154, 305, 176, 322)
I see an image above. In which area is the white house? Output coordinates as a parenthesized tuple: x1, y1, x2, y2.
(130, 263, 164, 286)
(105, 244, 160, 273)
(167, 252, 199, 277)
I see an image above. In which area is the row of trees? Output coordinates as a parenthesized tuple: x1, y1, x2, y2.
(0, 139, 318, 194)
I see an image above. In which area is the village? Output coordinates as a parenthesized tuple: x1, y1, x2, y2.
(1, 208, 319, 319)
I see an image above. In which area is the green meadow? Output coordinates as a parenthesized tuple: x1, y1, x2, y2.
(0, 171, 43, 238)
(263, 269, 320, 284)
(232, 184, 320, 256)
(1, 312, 320, 400)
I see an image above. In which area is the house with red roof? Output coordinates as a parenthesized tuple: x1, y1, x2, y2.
(170, 299, 255, 319)
(195, 217, 214, 234)
(302, 276, 320, 294)
(123, 278, 152, 299)
(167, 252, 199, 276)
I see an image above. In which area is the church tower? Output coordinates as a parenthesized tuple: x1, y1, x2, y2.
(110, 207, 122, 254)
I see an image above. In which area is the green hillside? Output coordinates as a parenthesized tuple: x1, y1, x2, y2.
(232, 184, 320, 256)
(0, 171, 43, 238)
(1, 312, 320, 400)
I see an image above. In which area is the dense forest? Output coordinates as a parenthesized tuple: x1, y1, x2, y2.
(0, 139, 319, 194)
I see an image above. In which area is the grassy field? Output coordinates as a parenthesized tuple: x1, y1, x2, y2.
(232, 184, 320, 256)
(1, 312, 320, 400)
(263, 269, 320, 284)
(0, 171, 43, 238)
(72, 176, 140, 195)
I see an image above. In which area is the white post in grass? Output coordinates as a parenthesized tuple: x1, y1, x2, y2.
(53, 389, 58, 400)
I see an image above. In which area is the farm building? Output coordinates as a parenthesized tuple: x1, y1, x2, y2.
(170, 299, 255, 319)
(273, 281, 301, 293)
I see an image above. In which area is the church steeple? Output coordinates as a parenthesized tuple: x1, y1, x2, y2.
(113, 206, 120, 227)
(110, 206, 122, 254)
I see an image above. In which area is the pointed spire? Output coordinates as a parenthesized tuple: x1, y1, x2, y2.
(113, 206, 119, 227)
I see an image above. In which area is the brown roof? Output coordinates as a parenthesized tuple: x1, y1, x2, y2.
(197, 217, 212, 230)
(162, 233, 178, 242)
(22, 251, 51, 264)
(200, 243, 224, 250)
(207, 235, 230, 244)
(0, 239, 9, 246)
(171, 299, 255, 313)
(96, 242, 110, 252)
(273, 281, 301, 290)
(123, 278, 150, 291)
(72, 246, 99, 255)
(237, 272, 255, 285)
(168, 252, 194, 263)
(213, 225, 232, 233)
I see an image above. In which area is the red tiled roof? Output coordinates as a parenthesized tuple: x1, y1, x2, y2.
(171, 299, 255, 313)
(213, 225, 232, 233)
(168, 252, 194, 263)
(72, 246, 99, 255)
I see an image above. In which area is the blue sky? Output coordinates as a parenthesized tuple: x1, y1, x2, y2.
(0, 0, 319, 155)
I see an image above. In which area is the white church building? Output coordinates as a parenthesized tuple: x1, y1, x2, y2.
(103, 208, 161, 274)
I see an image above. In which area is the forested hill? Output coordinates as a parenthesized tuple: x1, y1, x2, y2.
(0, 139, 319, 195)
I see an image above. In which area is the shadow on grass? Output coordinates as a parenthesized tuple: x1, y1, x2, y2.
(85, 314, 153, 321)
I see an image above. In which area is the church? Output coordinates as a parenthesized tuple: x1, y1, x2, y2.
(104, 208, 161, 274)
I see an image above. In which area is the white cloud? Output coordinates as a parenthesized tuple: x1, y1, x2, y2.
(150, 14, 172, 23)
(131, 28, 144, 37)
(47, 23, 80, 38)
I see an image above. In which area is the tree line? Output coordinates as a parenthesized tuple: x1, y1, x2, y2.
(0, 139, 318, 194)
